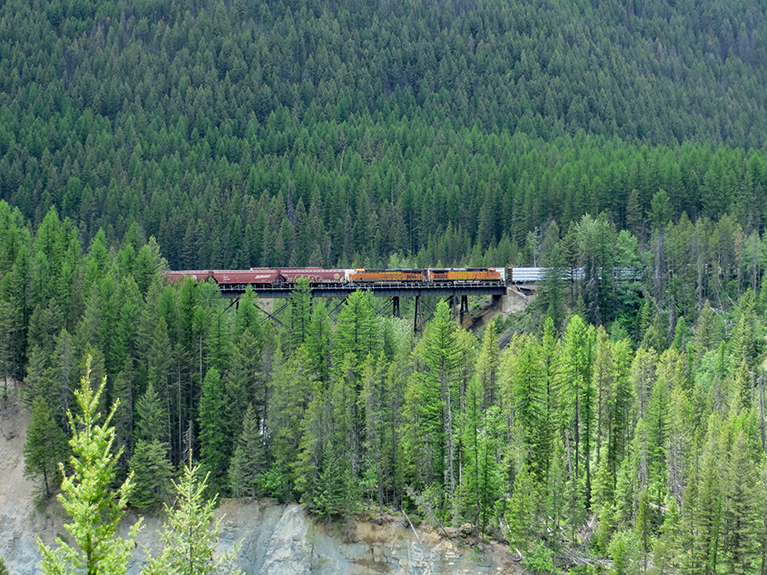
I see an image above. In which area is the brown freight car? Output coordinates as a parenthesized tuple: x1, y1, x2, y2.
(215, 269, 282, 285)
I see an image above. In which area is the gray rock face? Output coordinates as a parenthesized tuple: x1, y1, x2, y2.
(4, 499, 516, 575)
(212, 501, 515, 575)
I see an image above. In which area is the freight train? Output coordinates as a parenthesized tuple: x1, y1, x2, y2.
(165, 267, 532, 287)
(164, 267, 637, 290)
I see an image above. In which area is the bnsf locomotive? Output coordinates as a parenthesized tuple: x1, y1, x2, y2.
(165, 267, 522, 287)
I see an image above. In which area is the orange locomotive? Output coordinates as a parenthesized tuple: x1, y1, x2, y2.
(427, 267, 503, 283)
(349, 269, 425, 282)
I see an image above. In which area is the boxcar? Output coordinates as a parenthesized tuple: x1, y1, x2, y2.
(213, 269, 281, 285)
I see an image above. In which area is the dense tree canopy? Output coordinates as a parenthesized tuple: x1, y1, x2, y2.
(7, 0, 767, 572)
(3, 0, 767, 271)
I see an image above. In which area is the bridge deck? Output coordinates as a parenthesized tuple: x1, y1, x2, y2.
(218, 282, 509, 298)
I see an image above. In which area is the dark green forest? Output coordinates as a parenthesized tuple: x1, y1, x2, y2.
(4, 0, 767, 267)
(5, 0, 767, 572)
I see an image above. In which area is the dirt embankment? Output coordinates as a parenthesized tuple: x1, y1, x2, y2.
(0, 379, 53, 575)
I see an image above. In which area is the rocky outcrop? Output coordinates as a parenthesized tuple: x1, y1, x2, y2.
(128, 500, 518, 574)
(206, 501, 517, 575)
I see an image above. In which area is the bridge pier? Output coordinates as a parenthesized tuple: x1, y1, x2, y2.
(393, 296, 400, 318)
(414, 296, 423, 333)
(458, 295, 469, 325)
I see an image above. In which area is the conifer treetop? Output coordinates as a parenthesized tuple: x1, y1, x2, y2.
(38, 355, 142, 575)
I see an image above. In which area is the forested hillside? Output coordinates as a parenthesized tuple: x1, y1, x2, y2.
(5, 0, 767, 572)
(2, 201, 767, 574)
(4, 0, 767, 268)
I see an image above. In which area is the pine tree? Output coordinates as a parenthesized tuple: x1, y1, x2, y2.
(129, 439, 173, 510)
(476, 320, 500, 409)
(361, 356, 388, 513)
(593, 327, 614, 462)
(536, 243, 567, 328)
(268, 346, 316, 497)
(333, 289, 381, 371)
(206, 310, 231, 375)
(199, 368, 230, 494)
(458, 375, 501, 534)
(306, 299, 332, 385)
(38, 356, 142, 575)
(608, 339, 633, 481)
(135, 382, 168, 445)
(288, 277, 312, 352)
(719, 431, 762, 575)
(313, 441, 355, 518)
(653, 497, 683, 574)
(459, 374, 484, 527)
(559, 315, 595, 509)
(24, 395, 68, 498)
(418, 300, 462, 505)
(0, 299, 16, 390)
(229, 403, 267, 498)
(224, 328, 264, 437)
(636, 489, 652, 571)
(142, 462, 242, 575)
(507, 334, 548, 481)
(146, 317, 172, 407)
(506, 463, 539, 550)
(646, 358, 670, 525)
(687, 417, 724, 575)
(592, 447, 614, 555)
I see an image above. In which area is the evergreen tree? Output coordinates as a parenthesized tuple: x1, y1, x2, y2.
(0, 299, 16, 389)
(313, 440, 356, 518)
(199, 368, 230, 494)
(559, 315, 596, 510)
(288, 277, 312, 352)
(646, 356, 671, 525)
(653, 497, 683, 574)
(636, 489, 652, 571)
(686, 417, 724, 575)
(135, 382, 168, 445)
(476, 320, 500, 410)
(141, 462, 241, 575)
(206, 309, 231, 376)
(228, 403, 267, 498)
(38, 356, 142, 575)
(224, 329, 265, 437)
(719, 431, 762, 575)
(506, 334, 548, 481)
(536, 243, 567, 328)
(417, 300, 463, 507)
(333, 290, 381, 371)
(268, 346, 316, 498)
(361, 356, 388, 513)
(458, 375, 501, 534)
(24, 395, 68, 498)
(129, 439, 173, 510)
(306, 299, 332, 385)
(506, 463, 539, 550)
